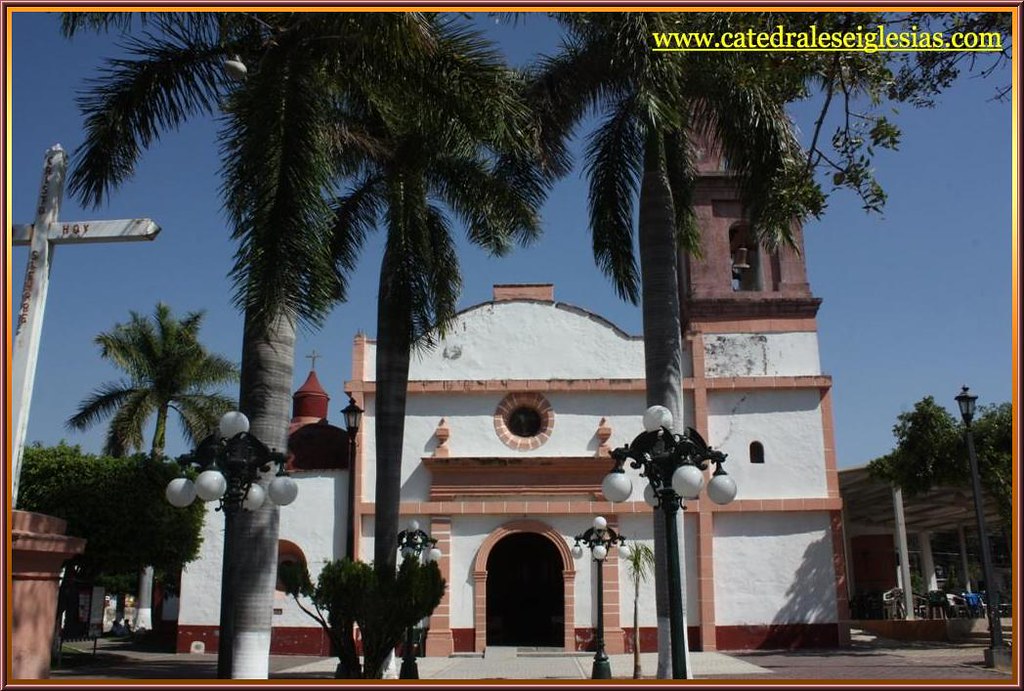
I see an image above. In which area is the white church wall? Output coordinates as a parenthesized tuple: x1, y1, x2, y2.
(178, 504, 224, 626)
(363, 301, 697, 382)
(273, 473, 347, 627)
(381, 302, 653, 381)
(703, 332, 821, 378)
(707, 389, 828, 499)
(713, 512, 837, 625)
(361, 392, 650, 503)
(449, 516, 505, 629)
(616, 513, 700, 626)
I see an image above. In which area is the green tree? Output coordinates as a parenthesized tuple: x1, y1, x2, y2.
(65, 301, 236, 632)
(280, 558, 445, 678)
(18, 442, 205, 629)
(67, 302, 238, 459)
(623, 542, 656, 679)
(867, 397, 1011, 525)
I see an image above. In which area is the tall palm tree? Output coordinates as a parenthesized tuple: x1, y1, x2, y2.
(62, 11, 542, 677)
(67, 301, 237, 633)
(323, 20, 544, 584)
(67, 302, 237, 458)
(623, 542, 655, 679)
(528, 13, 821, 677)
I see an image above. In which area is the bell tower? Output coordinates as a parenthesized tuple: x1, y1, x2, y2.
(677, 134, 848, 651)
(680, 137, 820, 326)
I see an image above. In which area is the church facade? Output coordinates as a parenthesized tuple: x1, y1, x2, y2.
(176, 155, 849, 656)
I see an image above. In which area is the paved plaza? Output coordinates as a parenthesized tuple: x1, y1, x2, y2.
(46, 630, 1016, 683)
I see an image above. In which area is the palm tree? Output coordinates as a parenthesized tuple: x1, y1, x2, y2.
(528, 13, 820, 677)
(67, 302, 237, 458)
(62, 12, 542, 677)
(67, 301, 237, 633)
(326, 28, 543, 584)
(623, 542, 656, 679)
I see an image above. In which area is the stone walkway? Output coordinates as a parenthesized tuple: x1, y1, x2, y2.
(48, 631, 1015, 682)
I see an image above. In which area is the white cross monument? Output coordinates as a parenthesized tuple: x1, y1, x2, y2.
(11, 144, 161, 505)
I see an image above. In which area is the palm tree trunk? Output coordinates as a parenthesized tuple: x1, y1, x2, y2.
(230, 310, 295, 678)
(151, 403, 169, 461)
(633, 583, 642, 678)
(134, 566, 154, 632)
(638, 133, 687, 679)
(372, 265, 413, 579)
(135, 405, 169, 633)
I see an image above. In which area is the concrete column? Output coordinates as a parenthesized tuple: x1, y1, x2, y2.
(918, 531, 937, 591)
(891, 488, 915, 620)
(12, 511, 86, 679)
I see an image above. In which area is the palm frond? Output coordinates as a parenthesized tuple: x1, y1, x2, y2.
(66, 382, 138, 432)
(663, 129, 700, 256)
(221, 42, 342, 331)
(68, 25, 229, 208)
(102, 389, 155, 456)
(585, 94, 644, 304)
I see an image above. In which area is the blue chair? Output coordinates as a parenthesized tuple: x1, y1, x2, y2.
(962, 592, 984, 618)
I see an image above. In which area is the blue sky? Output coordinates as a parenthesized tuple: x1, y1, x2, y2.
(7, 11, 1014, 468)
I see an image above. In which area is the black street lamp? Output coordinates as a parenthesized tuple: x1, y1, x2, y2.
(396, 521, 442, 680)
(601, 405, 737, 680)
(165, 411, 297, 679)
(572, 516, 626, 679)
(341, 397, 363, 561)
(954, 386, 1009, 669)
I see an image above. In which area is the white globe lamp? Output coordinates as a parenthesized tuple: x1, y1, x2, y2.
(707, 472, 738, 505)
(219, 411, 250, 439)
(643, 483, 658, 508)
(601, 472, 632, 503)
(593, 516, 608, 532)
(643, 405, 673, 432)
(165, 477, 197, 508)
(243, 483, 266, 511)
(572, 544, 584, 559)
(592, 544, 608, 561)
(671, 464, 705, 500)
(268, 475, 299, 506)
(195, 470, 228, 501)
(224, 56, 248, 80)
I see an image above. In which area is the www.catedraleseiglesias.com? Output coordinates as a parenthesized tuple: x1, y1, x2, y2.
(652, 24, 1004, 52)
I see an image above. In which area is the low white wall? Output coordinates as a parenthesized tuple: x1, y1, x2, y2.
(713, 512, 837, 625)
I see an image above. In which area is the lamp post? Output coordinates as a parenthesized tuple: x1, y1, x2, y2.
(341, 397, 363, 561)
(397, 521, 442, 679)
(165, 411, 297, 679)
(572, 516, 626, 679)
(601, 406, 737, 680)
(954, 386, 1008, 668)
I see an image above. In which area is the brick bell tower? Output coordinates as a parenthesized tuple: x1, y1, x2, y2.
(680, 138, 821, 326)
(677, 135, 849, 652)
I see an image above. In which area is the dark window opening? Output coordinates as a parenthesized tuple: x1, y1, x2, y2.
(750, 441, 765, 464)
(507, 406, 543, 438)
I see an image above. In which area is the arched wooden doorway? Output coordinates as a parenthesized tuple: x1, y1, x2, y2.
(473, 520, 575, 651)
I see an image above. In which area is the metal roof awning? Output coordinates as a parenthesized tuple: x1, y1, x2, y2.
(840, 465, 1004, 534)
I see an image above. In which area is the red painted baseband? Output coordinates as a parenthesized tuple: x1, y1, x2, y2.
(177, 623, 839, 656)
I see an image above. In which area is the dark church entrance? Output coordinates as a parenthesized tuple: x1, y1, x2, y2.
(486, 533, 564, 647)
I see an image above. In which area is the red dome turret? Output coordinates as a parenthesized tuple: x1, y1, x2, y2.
(293, 370, 329, 423)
